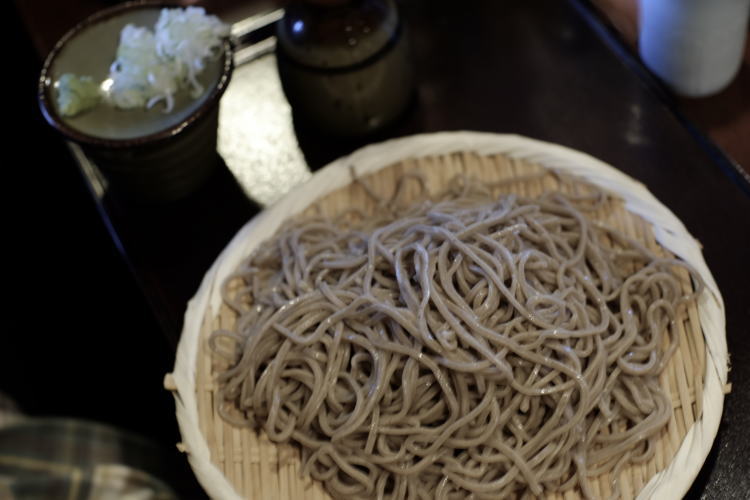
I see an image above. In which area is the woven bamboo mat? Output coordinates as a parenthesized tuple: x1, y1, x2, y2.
(194, 152, 705, 499)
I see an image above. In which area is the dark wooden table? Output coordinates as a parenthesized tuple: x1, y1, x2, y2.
(591, 0, 750, 181)
(17, 0, 750, 498)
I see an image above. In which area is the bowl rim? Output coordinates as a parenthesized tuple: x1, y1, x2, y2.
(169, 132, 728, 500)
(37, 0, 234, 149)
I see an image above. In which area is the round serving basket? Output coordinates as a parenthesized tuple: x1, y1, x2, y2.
(167, 132, 728, 499)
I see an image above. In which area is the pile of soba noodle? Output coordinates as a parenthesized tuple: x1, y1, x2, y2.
(211, 170, 700, 499)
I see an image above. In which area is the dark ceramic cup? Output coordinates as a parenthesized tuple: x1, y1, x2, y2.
(38, 2, 234, 203)
(276, 0, 413, 137)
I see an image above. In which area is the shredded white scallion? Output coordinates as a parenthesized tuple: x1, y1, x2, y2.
(154, 7, 230, 98)
(105, 7, 229, 113)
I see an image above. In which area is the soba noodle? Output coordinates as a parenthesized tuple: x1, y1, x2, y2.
(211, 172, 700, 499)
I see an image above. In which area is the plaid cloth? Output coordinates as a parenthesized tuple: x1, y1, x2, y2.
(0, 411, 179, 500)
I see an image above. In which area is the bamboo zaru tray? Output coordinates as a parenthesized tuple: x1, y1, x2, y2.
(168, 133, 727, 499)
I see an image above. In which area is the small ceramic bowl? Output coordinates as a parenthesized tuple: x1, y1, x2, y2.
(39, 1, 233, 203)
